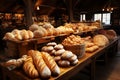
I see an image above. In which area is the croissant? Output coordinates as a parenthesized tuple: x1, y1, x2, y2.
(42, 52, 60, 76)
(23, 56, 39, 78)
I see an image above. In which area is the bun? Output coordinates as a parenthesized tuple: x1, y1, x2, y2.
(54, 56, 61, 62)
(41, 46, 54, 52)
(69, 54, 77, 62)
(58, 60, 70, 67)
(47, 42, 57, 46)
(42, 52, 60, 76)
(61, 51, 73, 60)
(71, 59, 78, 65)
(54, 44, 64, 50)
(54, 49, 65, 56)
(23, 56, 39, 78)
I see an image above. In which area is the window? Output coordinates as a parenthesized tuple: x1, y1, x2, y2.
(80, 14, 86, 21)
(94, 13, 111, 25)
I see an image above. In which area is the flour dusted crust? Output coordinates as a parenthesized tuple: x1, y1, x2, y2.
(93, 34, 109, 47)
(41, 46, 54, 52)
(54, 44, 64, 50)
(42, 52, 60, 76)
(61, 51, 73, 60)
(54, 49, 65, 56)
(28, 50, 51, 78)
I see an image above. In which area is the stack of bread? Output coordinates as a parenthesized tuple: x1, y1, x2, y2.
(41, 42, 78, 67)
(29, 23, 57, 38)
(23, 50, 60, 79)
(56, 25, 74, 35)
(3, 29, 34, 41)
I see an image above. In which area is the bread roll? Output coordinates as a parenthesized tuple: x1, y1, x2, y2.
(28, 50, 51, 78)
(61, 51, 73, 60)
(58, 60, 70, 67)
(54, 44, 64, 50)
(86, 45, 99, 52)
(54, 49, 65, 56)
(47, 42, 57, 46)
(3, 32, 16, 41)
(28, 30, 34, 39)
(21, 29, 29, 40)
(12, 29, 22, 40)
(23, 56, 39, 78)
(69, 54, 77, 62)
(41, 46, 54, 52)
(71, 59, 78, 65)
(42, 52, 60, 76)
(54, 56, 61, 62)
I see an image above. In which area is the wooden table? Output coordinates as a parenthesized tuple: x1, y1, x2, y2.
(0, 37, 119, 80)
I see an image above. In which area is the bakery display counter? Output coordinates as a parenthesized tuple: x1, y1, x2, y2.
(0, 37, 119, 80)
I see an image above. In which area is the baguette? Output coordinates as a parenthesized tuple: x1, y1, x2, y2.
(42, 52, 60, 76)
(28, 50, 51, 78)
(23, 56, 39, 78)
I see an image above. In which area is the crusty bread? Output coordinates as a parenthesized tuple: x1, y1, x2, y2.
(42, 52, 60, 76)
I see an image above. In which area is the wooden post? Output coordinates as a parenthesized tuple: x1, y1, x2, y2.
(65, 0, 74, 22)
(23, 0, 34, 27)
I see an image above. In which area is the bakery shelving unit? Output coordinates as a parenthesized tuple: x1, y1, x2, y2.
(0, 36, 119, 80)
(0, 27, 119, 80)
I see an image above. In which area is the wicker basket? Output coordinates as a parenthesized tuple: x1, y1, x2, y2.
(63, 44, 85, 59)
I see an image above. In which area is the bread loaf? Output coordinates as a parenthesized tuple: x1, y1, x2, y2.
(23, 56, 39, 78)
(42, 52, 60, 76)
(28, 50, 51, 78)
(86, 45, 99, 52)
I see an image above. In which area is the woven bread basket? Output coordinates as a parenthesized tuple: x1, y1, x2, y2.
(63, 44, 85, 59)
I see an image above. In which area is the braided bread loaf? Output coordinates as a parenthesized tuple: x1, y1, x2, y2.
(28, 50, 51, 78)
(23, 56, 39, 78)
(42, 52, 60, 76)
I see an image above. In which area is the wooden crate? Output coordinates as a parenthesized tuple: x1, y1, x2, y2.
(5, 39, 37, 58)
